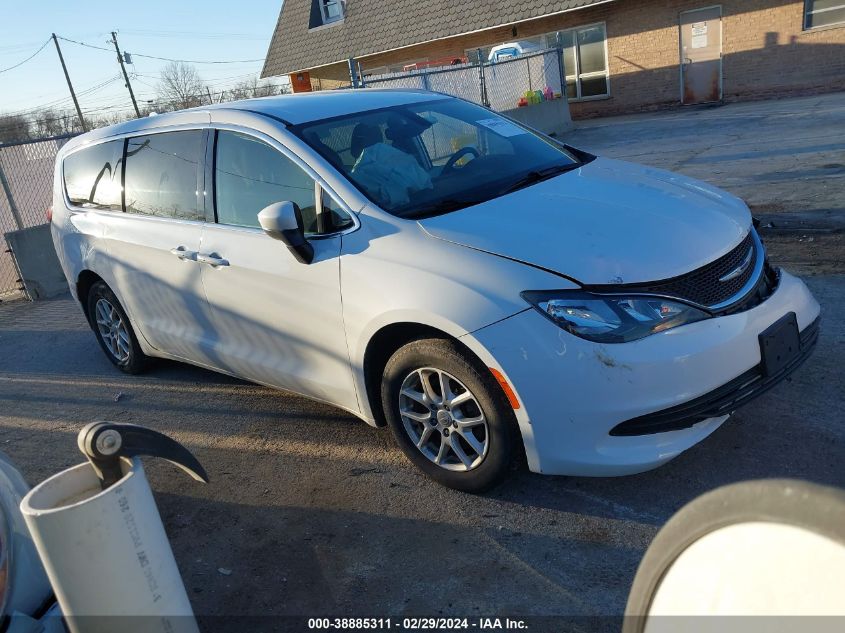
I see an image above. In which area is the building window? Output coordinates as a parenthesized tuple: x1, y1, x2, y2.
(557, 23, 609, 101)
(319, 0, 345, 24)
(804, 0, 845, 28)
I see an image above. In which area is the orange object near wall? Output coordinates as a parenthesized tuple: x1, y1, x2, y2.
(289, 72, 312, 93)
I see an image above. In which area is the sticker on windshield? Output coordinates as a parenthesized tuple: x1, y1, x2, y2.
(476, 118, 527, 138)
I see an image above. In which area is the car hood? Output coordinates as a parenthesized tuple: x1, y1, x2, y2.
(418, 157, 751, 285)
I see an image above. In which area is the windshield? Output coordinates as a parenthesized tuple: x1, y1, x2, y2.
(291, 98, 582, 219)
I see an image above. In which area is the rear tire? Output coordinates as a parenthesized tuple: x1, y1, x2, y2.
(381, 338, 519, 493)
(87, 281, 150, 375)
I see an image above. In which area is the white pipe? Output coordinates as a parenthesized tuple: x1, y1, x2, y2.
(19, 458, 199, 633)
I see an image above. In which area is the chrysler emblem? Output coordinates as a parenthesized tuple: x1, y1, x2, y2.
(719, 246, 754, 282)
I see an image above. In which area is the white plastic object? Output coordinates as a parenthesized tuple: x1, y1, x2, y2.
(0, 453, 52, 617)
(20, 457, 198, 633)
(647, 521, 845, 619)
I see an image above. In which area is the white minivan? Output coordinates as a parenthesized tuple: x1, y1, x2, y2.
(52, 90, 820, 492)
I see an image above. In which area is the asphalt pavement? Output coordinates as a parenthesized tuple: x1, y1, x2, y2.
(1, 93, 843, 629)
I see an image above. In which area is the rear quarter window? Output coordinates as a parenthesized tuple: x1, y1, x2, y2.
(63, 140, 123, 210)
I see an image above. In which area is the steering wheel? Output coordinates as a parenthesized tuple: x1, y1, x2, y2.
(442, 146, 480, 174)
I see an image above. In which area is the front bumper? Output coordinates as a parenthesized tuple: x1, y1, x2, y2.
(467, 270, 821, 476)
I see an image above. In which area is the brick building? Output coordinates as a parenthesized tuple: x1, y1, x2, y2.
(262, 0, 845, 118)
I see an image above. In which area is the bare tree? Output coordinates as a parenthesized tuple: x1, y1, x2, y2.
(0, 114, 33, 144)
(157, 62, 205, 111)
(226, 77, 280, 102)
(31, 108, 80, 137)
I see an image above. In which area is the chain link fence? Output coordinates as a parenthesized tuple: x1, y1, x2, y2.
(363, 48, 565, 113)
(0, 134, 76, 301)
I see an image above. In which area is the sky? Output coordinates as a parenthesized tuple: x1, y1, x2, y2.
(0, 0, 283, 119)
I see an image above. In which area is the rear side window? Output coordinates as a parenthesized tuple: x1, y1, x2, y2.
(124, 131, 203, 221)
(63, 140, 123, 210)
(214, 131, 318, 232)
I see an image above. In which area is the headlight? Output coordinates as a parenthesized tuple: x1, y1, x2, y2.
(521, 291, 709, 343)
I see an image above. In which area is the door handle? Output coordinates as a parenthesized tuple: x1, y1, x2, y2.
(170, 247, 197, 261)
(197, 253, 230, 267)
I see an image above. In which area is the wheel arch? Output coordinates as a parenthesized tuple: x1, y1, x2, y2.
(361, 321, 521, 432)
(76, 269, 105, 327)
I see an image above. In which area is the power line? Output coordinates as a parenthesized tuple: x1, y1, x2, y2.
(0, 39, 51, 74)
(131, 51, 265, 65)
(118, 29, 268, 41)
(2, 79, 290, 124)
(55, 35, 265, 64)
(1, 75, 122, 117)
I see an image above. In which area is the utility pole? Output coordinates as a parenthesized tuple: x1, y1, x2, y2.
(51, 33, 87, 132)
(111, 32, 140, 118)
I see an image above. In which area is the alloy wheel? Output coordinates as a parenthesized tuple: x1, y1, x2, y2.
(398, 367, 489, 472)
(94, 298, 131, 363)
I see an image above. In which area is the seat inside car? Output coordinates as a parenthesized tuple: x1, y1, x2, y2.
(385, 114, 429, 167)
(350, 123, 383, 160)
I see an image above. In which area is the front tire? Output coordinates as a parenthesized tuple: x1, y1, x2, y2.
(381, 338, 519, 493)
(87, 281, 149, 374)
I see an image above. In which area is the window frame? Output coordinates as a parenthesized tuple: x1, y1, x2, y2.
(560, 21, 611, 103)
(319, 0, 345, 25)
(209, 124, 359, 239)
(803, 0, 845, 29)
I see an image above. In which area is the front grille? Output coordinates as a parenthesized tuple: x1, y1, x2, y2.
(636, 232, 757, 307)
(609, 316, 820, 436)
(720, 259, 779, 316)
(588, 231, 759, 309)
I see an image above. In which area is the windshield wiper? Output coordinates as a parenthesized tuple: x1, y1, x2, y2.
(499, 163, 580, 196)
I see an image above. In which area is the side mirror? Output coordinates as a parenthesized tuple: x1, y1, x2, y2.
(257, 201, 314, 264)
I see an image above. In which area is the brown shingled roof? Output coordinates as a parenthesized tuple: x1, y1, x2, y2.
(261, 0, 612, 77)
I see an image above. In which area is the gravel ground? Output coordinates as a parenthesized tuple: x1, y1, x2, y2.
(1, 94, 844, 630)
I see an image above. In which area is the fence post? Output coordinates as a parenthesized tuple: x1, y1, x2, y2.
(476, 49, 489, 107)
(555, 32, 567, 97)
(0, 159, 23, 231)
(357, 61, 366, 88)
(347, 57, 359, 88)
(527, 56, 533, 92)
(422, 71, 430, 91)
